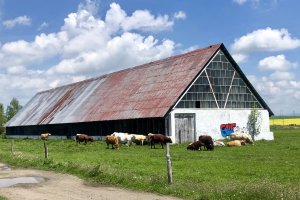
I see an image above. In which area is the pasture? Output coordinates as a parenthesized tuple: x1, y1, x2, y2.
(0, 128, 299, 200)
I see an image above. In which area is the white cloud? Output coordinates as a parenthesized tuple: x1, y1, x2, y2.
(3, 15, 31, 29)
(258, 55, 298, 71)
(0, 1, 182, 107)
(233, 0, 248, 5)
(248, 74, 300, 115)
(231, 27, 300, 53)
(232, 53, 248, 63)
(233, 0, 278, 9)
(174, 11, 186, 20)
(269, 71, 295, 80)
(105, 3, 178, 33)
(38, 22, 49, 31)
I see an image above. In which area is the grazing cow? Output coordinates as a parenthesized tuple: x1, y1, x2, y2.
(229, 132, 254, 144)
(131, 134, 147, 145)
(226, 140, 246, 147)
(105, 135, 119, 149)
(40, 133, 51, 140)
(111, 132, 134, 146)
(187, 141, 205, 151)
(76, 133, 94, 144)
(148, 134, 172, 149)
(198, 135, 214, 150)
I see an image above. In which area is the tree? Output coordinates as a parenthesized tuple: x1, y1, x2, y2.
(0, 103, 6, 135)
(247, 104, 262, 141)
(6, 98, 22, 121)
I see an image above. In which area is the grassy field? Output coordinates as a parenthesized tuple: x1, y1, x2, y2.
(270, 116, 300, 126)
(0, 128, 299, 200)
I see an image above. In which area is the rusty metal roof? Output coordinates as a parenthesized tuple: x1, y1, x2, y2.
(6, 44, 222, 126)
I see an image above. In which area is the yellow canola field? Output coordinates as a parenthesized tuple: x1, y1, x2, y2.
(270, 118, 300, 125)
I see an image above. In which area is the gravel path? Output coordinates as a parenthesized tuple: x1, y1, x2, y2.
(0, 163, 183, 200)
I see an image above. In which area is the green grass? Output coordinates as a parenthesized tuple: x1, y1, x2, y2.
(0, 128, 299, 200)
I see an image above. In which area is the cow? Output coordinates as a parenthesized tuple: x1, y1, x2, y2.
(226, 140, 246, 147)
(229, 132, 254, 144)
(105, 135, 119, 149)
(213, 140, 225, 147)
(40, 133, 51, 140)
(148, 133, 172, 149)
(111, 132, 132, 146)
(187, 141, 205, 151)
(198, 135, 214, 150)
(76, 133, 94, 144)
(131, 134, 147, 145)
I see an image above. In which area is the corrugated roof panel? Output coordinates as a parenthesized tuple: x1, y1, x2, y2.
(6, 44, 222, 126)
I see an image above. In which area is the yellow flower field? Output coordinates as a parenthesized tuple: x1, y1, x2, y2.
(270, 118, 300, 125)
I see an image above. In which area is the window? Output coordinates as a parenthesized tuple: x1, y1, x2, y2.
(175, 50, 263, 109)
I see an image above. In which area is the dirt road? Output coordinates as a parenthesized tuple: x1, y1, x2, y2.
(0, 163, 183, 200)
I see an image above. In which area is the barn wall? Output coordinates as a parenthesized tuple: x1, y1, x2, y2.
(5, 118, 166, 139)
(168, 109, 273, 143)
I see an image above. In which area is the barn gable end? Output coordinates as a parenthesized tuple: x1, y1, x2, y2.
(174, 49, 268, 111)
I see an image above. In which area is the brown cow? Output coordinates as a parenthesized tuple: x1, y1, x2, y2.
(187, 141, 205, 151)
(76, 133, 94, 144)
(105, 135, 119, 149)
(198, 135, 214, 150)
(40, 133, 51, 140)
(226, 140, 246, 147)
(148, 134, 172, 149)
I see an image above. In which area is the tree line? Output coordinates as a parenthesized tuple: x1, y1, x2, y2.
(0, 98, 23, 135)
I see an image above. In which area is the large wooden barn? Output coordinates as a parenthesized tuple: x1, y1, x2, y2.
(5, 43, 274, 142)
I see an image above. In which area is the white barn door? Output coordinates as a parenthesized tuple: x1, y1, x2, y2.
(175, 114, 196, 144)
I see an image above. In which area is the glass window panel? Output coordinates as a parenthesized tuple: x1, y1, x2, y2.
(187, 93, 192, 100)
(211, 101, 217, 108)
(192, 93, 197, 100)
(177, 101, 184, 108)
(232, 101, 236, 108)
(189, 85, 194, 92)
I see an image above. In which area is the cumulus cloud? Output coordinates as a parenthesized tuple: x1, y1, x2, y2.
(105, 3, 178, 33)
(258, 55, 298, 71)
(248, 74, 300, 115)
(269, 71, 295, 81)
(37, 22, 49, 31)
(174, 11, 186, 20)
(0, 1, 183, 106)
(3, 15, 31, 29)
(231, 27, 300, 53)
(232, 53, 248, 63)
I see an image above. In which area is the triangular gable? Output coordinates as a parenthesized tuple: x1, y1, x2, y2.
(174, 46, 273, 115)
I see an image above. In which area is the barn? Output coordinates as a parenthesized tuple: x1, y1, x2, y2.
(5, 43, 274, 142)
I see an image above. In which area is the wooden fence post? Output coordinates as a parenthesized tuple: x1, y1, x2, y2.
(44, 140, 48, 159)
(166, 143, 172, 184)
(10, 139, 14, 154)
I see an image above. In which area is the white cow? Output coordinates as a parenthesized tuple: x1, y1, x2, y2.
(111, 132, 133, 146)
(131, 134, 147, 145)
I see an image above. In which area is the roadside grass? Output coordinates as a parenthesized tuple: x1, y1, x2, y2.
(0, 128, 299, 200)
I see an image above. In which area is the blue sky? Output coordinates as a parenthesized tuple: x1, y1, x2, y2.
(0, 0, 299, 115)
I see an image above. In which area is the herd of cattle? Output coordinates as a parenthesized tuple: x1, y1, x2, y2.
(187, 132, 254, 151)
(39, 131, 254, 150)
